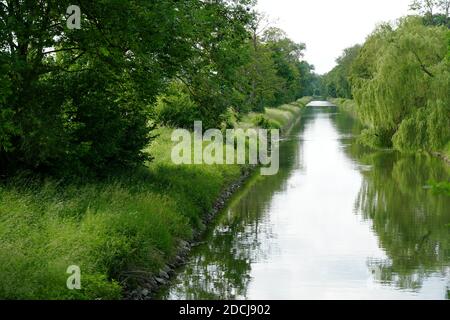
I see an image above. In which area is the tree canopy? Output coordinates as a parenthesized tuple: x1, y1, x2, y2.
(0, 1, 314, 177)
(320, 12, 449, 153)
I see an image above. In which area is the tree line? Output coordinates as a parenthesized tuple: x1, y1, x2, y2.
(322, 0, 449, 153)
(0, 0, 317, 177)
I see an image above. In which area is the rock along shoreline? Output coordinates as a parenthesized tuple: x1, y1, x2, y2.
(124, 107, 305, 300)
(124, 165, 256, 300)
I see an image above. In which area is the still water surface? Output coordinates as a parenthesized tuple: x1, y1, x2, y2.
(160, 103, 450, 300)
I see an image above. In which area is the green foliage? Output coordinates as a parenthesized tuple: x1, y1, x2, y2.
(409, 0, 450, 26)
(263, 28, 306, 106)
(251, 114, 280, 130)
(0, 0, 204, 176)
(153, 12, 313, 128)
(296, 97, 314, 107)
(324, 15, 449, 155)
(322, 45, 361, 99)
(219, 107, 240, 130)
(0, 128, 243, 299)
(350, 17, 449, 152)
(241, 42, 284, 112)
(393, 100, 450, 152)
(428, 180, 450, 196)
(0, 0, 264, 176)
(298, 63, 322, 97)
(154, 82, 201, 129)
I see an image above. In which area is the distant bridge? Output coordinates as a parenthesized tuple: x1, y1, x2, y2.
(306, 101, 336, 107)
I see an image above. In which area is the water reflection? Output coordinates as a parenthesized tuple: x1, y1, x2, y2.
(333, 110, 450, 293)
(160, 106, 450, 300)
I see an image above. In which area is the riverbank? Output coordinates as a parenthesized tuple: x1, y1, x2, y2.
(158, 102, 450, 300)
(329, 98, 450, 164)
(0, 98, 311, 300)
(127, 97, 311, 300)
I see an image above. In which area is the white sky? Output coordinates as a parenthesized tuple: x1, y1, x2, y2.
(257, 0, 413, 74)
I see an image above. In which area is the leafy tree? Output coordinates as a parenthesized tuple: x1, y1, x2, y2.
(170, 0, 254, 129)
(297, 61, 321, 97)
(322, 44, 361, 99)
(263, 27, 306, 105)
(241, 41, 284, 112)
(410, 0, 450, 25)
(0, 0, 207, 175)
(0, 0, 260, 175)
(351, 17, 449, 151)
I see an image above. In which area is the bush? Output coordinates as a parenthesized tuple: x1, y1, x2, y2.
(219, 107, 239, 131)
(154, 82, 201, 129)
(252, 115, 280, 130)
(358, 128, 395, 149)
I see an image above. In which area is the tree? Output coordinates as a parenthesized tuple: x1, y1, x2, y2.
(322, 45, 361, 99)
(263, 27, 306, 105)
(165, 0, 255, 128)
(0, 0, 224, 175)
(350, 17, 449, 151)
(410, 0, 450, 25)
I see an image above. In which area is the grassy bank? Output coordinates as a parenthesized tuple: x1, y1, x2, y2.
(329, 98, 358, 119)
(239, 97, 312, 132)
(330, 97, 450, 162)
(0, 98, 310, 300)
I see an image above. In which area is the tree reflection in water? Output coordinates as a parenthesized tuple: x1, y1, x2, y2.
(160, 108, 450, 299)
(334, 110, 450, 293)
(160, 116, 309, 299)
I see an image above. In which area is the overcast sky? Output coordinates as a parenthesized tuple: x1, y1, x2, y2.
(257, 0, 413, 74)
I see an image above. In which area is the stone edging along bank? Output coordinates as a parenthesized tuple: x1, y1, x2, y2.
(125, 100, 309, 300)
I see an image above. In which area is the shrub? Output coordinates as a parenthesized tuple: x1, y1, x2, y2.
(252, 115, 280, 130)
(154, 82, 201, 129)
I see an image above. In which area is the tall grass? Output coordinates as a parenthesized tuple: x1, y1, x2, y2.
(0, 128, 242, 299)
(0, 100, 307, 299)
(239, 99, 308, 131)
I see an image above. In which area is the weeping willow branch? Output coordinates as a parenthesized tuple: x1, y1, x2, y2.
(411, 50, 435, 78)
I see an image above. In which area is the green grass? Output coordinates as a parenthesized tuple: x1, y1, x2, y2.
(0, 129, 242, 299)
(238, 99, 309, 132)
(296, 96, 313, 107)
(0, 100, 308, 300)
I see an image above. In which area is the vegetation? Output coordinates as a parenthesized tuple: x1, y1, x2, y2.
(0, 128, 244, 299)
(0, 1, 317, 177)
(323, 1, 449, 157)
(331, 109, 450, 293)
(322, 45, 361, 99)
(0, 0, 313, 298)
(0, 96, 309, 299)
(239, 98, 311, 131)
(1, 0, 447, 300)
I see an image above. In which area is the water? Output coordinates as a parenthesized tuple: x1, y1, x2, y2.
(159, 103, 450, 300)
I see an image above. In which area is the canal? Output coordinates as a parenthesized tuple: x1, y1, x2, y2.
(159, 102, 450, 300)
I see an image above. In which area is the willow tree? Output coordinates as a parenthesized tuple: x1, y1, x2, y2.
(351, 17, 449, 151)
